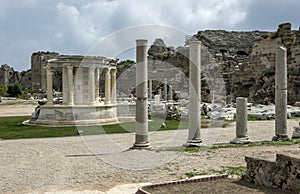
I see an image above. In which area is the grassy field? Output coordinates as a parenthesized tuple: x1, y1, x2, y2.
(0, 116, 188, 140)
(0, 116, 78, 139)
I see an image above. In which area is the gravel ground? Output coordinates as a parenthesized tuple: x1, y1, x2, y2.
(0, 104, 300, 193)
(1, 129, 300, 193)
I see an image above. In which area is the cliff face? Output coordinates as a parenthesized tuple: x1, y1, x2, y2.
(0, 64, 32, 89)
(0, 64, 20, 86)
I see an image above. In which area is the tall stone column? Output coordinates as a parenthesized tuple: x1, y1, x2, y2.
(272, 46, 290, 141)
(46, 66, 53, 106)
(104, 67, 111, 104)
(132, 39, 151, 149)
(149, 79, 152, 100)
(169, 85, 173, 101)
(95, 67, 100, 103)
(185, 41, 202, 146)
(230, 97, 251, 144)
(164, 78, 168, 101)
(62, 67, 68, 105)
(88, 66, 96, 105)
(66, 65, 74, 106)
(111, 68, 117, 104)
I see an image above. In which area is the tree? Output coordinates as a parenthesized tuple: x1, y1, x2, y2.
(117, 59, 135, 68)
(0, 85, 7, 96)
(7, 83, 22, 97)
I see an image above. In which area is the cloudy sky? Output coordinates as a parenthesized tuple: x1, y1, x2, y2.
(0, 0, 299, 71)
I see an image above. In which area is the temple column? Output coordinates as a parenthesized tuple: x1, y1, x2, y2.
(105, 67, 111, 104)
(88, 66, 96, 105)
(149, 79, 152, 100)
(230, 97, 251, 144)
(95, 67, 100, 103)
(111, 68, 117, 104)
(46, 66, 53, 106)
(273, 46, 290, 141)
(66, 65, 74, 106)
(164, 78, 168, 101)
(132, 39, 151, 149)
(185, 41, 202, 146)
(169, 85, 173, 101)
(62, 67, 68, 105)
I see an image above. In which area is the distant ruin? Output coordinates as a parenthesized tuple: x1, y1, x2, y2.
(1, 22, 300, 105)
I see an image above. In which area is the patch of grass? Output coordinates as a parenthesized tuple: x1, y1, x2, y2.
(0, 116, 78, 139)
(0, 99, 38, 105)
(208, 166, 247, 177)
(0, 116, 189, 139)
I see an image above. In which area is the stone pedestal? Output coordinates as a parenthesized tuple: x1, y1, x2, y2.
(132, 39, 151, 149)
(230, 97, 251, 144)
(272, 46, 290, 141)
(185, 41, 202, 147)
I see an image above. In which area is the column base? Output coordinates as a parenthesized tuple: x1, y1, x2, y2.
(183, 139, 202, 147)
(230, 136, 252, 144)
(272, 134, 290, 141)
(292, 128, 300, 139)
(130, 142, 152, 150)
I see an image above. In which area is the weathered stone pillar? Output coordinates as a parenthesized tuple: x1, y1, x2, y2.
(272, 46, 290, 141)
(111, 68, 117, 104)
(88, 66, 96, 105)
(132, 39, 151, 149)
(95, 67, 100, 103)
(164, 78, 168, 101)
(230, 97, 251, 144)
(46, 66, 53, 106)
(185, 41, 202, 146)
(66, 65, 74, 106)
(169, 85, 173, 101)
(62, 67, 68, 105)
(158, 88, 161, 98)
(105, 67, 111, 105)
(149, 79, 152, 100)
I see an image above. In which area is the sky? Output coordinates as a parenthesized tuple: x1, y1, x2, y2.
(0, 0, 299, 71)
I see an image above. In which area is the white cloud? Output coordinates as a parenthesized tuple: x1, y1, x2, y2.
(1, 0, 299, 71)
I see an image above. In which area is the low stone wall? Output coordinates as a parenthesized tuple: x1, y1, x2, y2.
(243, 154, 300, 193)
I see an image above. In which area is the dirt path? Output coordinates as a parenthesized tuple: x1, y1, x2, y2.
(0, 104, 36, 117)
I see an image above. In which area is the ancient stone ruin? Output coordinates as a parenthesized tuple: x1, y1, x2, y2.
(243, 154, 300, 193)
(29, 55, 118, 126)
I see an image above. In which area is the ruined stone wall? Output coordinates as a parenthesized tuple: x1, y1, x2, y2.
(31, 51, 59, 91)
(194, 23, 300, 105)
(243, 154, 300, 193)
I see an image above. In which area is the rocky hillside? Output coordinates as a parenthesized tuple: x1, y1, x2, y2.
(0, 64, 31, 89)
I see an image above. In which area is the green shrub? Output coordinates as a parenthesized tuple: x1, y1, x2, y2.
(7, 83, 22, 97)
